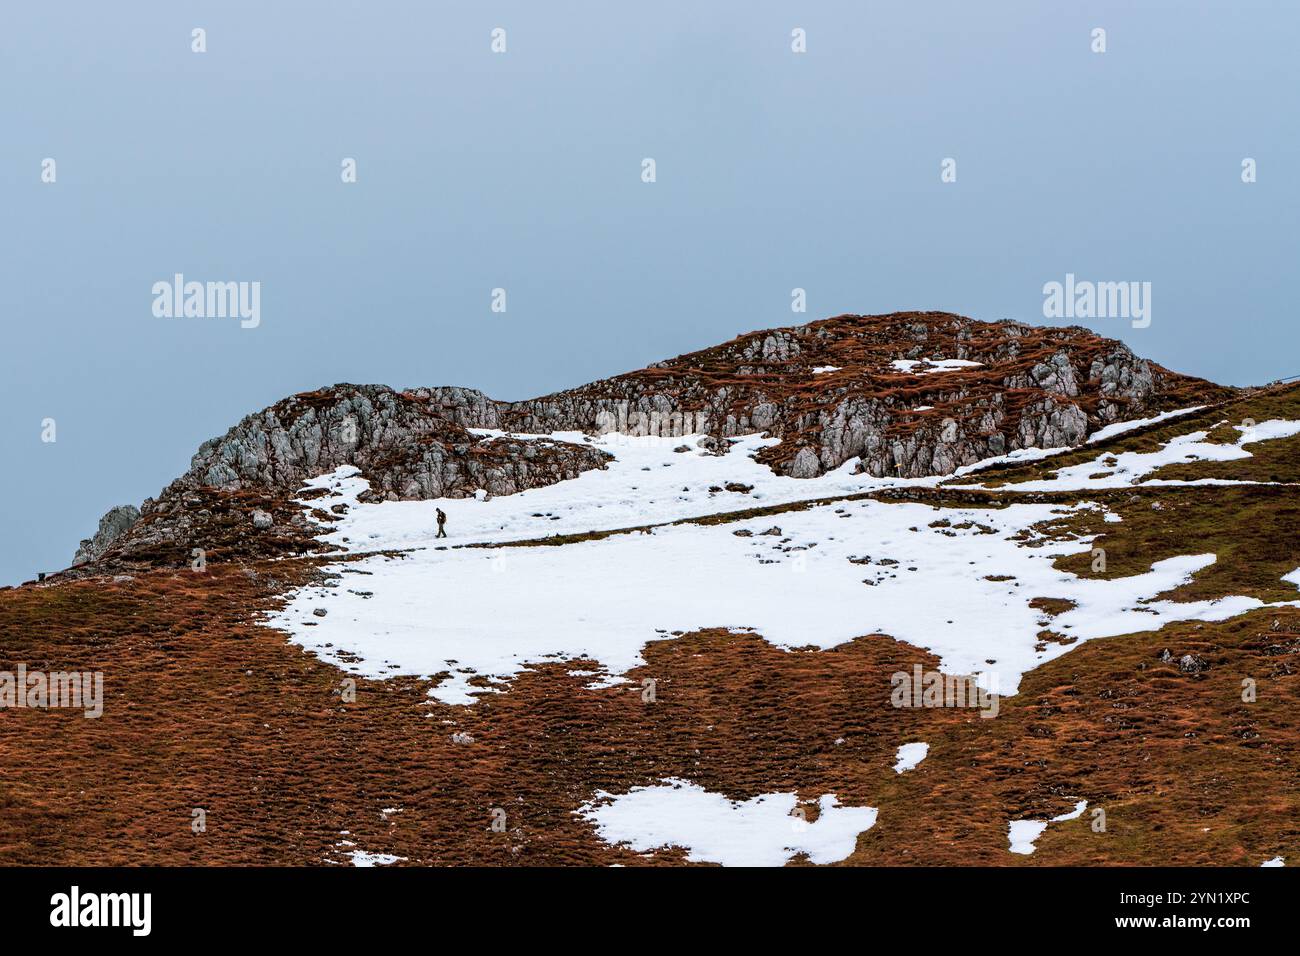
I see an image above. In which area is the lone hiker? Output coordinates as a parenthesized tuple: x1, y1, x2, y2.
(436, 507, 448, 539)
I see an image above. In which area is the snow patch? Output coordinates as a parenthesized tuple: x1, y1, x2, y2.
(893, 742, 929, 773)
(890, 358, 984, 374)
(345, 850, 404, 867)
(576, 778, 876, 866)
(1008, 800, 1087, 855)
(1087, 406, 1206, 444)
(330, 839, 405, 866)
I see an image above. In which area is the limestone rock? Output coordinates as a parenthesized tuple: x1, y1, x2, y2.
(73, 505, 141, 566)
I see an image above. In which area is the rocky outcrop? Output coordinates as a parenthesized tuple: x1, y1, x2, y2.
(69, 385, 607, 569)
(69, 312, 1231, 570)
(165, 384, 606, 502)
(73, 505, 141, 566)
(498, 313, 1229, 479)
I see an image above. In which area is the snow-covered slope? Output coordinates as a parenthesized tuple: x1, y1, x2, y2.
(268, 420, 1300, 705)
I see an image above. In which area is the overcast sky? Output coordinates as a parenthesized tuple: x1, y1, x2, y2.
(2, 0, 1297, 585)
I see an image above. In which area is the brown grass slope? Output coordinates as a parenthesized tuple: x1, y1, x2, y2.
(2, 562, 1297, 866)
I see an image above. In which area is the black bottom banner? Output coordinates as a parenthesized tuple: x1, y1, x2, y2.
(0, 865, 1289, 943)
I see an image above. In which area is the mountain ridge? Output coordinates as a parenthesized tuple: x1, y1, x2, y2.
(69, 311, 1231, 570)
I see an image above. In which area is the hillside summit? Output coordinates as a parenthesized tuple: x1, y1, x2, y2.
(71, 311, 1228, 568)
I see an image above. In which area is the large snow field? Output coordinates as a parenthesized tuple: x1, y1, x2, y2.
(301, 432, 943, 556)
(269, 455, 1289, 705)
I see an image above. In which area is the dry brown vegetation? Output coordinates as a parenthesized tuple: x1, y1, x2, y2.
(2, 558, 1297, 866)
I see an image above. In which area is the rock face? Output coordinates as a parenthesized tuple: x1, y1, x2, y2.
(69, 311, 1230, 570)
(73, 505, 141, 566)
(69, 385, 606, 568)
(499, 313, 1229, 479)
(165, 384, 607, 502)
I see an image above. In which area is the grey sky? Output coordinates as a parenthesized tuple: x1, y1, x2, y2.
(3, 1, 1297, 585)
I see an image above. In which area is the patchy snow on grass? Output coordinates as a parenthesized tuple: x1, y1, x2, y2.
(811, 365, 842, 374)
(893, 742, 929, 773)
(1008, 800, 1087, 855)
(956, 419, 1300, 492)
(948, 444, 1080, 479)
(1086, 406, 1206, 444)
(1262, 856, 1285, 867)
(576, 778, 876, 866)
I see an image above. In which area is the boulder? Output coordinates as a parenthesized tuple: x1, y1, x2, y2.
(72, 505, 141, 566)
